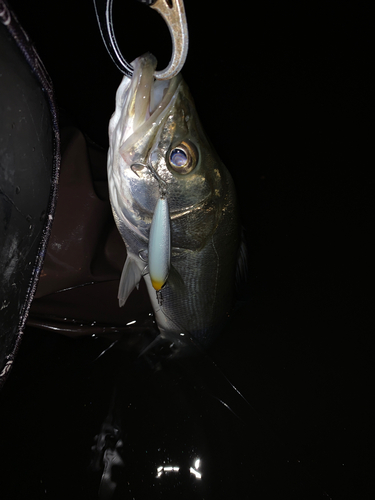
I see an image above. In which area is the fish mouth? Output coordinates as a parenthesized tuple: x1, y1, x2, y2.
(118, 53, 182, 164)
(129, 53, 169, 129)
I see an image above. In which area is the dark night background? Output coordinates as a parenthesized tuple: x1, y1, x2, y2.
(1, 0, 374, 498)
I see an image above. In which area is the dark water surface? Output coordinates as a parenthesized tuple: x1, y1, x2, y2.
(1, 1, 374, 498)
(1, 292, 374, 498)
(0, 319, 328, 499)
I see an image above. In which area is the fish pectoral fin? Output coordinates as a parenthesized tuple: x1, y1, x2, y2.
(166, 264, 186, 292)
(118, 256, 143, 307)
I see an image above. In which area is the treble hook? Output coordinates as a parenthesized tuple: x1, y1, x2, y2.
(93, 0, 189, 80)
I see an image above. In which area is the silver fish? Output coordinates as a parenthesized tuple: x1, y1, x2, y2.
(108, 53, 240, 346)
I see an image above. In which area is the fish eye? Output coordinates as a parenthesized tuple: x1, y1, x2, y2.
(168, 141, 198, 174)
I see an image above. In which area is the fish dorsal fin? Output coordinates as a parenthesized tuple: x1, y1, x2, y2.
(118, 255, 143, 307)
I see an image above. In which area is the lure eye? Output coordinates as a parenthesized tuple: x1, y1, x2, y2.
(168, 141, 198, 174)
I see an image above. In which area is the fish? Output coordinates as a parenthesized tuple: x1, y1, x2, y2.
(107, 53, 241, 347)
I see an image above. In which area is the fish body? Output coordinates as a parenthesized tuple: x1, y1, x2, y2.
(108, 53, 240, 346)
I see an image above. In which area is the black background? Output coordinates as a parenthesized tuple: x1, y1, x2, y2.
(1, 0, 374, 498)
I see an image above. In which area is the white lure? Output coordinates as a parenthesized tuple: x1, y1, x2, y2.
(148, 197, 171, 291)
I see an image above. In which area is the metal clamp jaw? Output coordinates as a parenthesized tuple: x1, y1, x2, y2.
(93, 0, 188, 80)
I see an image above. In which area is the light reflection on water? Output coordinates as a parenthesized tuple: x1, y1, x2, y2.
(84, 326, 323, 499)
(0, 311, 327, 499)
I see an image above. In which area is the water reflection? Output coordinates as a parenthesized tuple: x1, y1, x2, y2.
(84, 330, 325, 499)
(156, 465, 180, 477)
(190, 458, 202, 479)
(155, 458, 201, 480)
(87, 331, 214, 498)
(0, 325, 328, 499)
